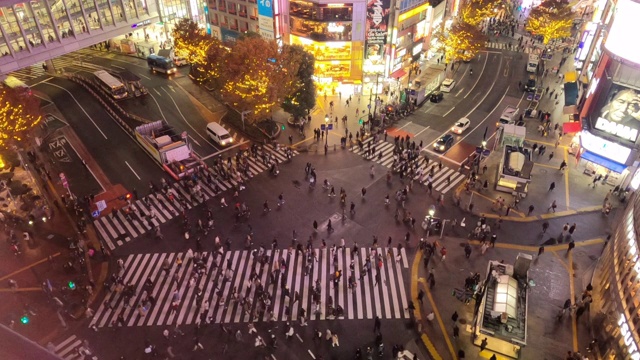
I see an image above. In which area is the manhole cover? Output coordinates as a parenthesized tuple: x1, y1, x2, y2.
(459, 319, 467, 325)
(540, 169, 547, 174)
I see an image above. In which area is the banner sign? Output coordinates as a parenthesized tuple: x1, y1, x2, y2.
(365, 0, 390, 60)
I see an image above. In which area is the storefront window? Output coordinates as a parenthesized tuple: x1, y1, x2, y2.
(290, 35, 351, 61)
(290, 16, 351, 41)
(315, 60, 351, 78)
(289, 1, 352, 21)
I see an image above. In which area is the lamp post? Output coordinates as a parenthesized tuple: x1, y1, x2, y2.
(367, 74, 382, 118)
(425, 205, 436, 238)
(324, 114, 329, 148)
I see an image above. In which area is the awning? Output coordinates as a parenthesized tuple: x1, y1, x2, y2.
(564, 82, 578, 106)
(581, 150, 627, 173)
(562, 121, 581, 133)
(390, 69, 407, 80)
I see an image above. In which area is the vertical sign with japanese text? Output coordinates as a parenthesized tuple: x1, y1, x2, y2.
(258, 0, 275, 40)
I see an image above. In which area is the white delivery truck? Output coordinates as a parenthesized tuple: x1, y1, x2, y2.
(157, 49, 187, 67)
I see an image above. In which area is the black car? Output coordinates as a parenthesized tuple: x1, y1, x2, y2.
(433, 134, 454, 152)
(430, 91, 444, 103)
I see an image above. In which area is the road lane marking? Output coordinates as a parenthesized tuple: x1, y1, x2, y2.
(455, 88, 465, 97)
(443, 107, 455, 117)
(64, 137, 106, 192)
(201, 140, 250, 160)
(148, 93, 167, 122)
(125, 161, 141, 180)
(153, 88, 161, 95)
(189, 135, 201, 146)
(0, 253, 61, 282)
(414, 126, 430, 137)
(457, 85, 509, 145)
(161, 87, 212, 147)
(464, 53, 490, 99)
(40, 82, 108, 139)
(111, 65, 125, 69)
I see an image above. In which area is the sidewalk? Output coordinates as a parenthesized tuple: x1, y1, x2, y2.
(0, 96, 110, 346)
(412, 235, 603, 359)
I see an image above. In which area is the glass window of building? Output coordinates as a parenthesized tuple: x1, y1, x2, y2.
(290, 17, 351, 41)
(1, 6, 27, 53)
(289, 0, 352, 21)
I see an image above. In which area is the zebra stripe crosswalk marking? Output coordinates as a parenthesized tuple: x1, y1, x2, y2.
(94, 149, 297, 250)
(89, 248, 410, 328)
(350, 138, 466, 194)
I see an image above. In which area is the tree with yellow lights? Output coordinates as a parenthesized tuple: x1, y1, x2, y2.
(526, 0, 574, 44)
(282, 45, 316, 119)
(460, 0, 503, 27)
(172, 19, 223, 84)
(220, 37, 301, 124)
(435, 21, 487, 64)
(0, 88, 41, 150)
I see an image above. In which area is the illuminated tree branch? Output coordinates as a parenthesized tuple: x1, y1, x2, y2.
(0, 89, 41, 150)
(526, 0, 574, 44)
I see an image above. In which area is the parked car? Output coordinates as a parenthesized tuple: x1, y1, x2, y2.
(433, 134, 454, 152)
(451, 118, 471, 134)
(430, 91, 444, 103)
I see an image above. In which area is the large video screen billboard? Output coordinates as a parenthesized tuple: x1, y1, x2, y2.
(365, 0, 390, 61)
(605, 0, 640, 65)
(593, 83, 640, 142)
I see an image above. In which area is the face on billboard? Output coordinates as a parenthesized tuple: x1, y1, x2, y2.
(600, 88, 640, 123)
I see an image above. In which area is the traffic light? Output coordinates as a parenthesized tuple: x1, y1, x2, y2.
(281, 125, 285, 130)
(358, 118, 363, 125)
(20, 315, 29, 324)
(28, 215, 35, 226)
(68, 281, 76, 290)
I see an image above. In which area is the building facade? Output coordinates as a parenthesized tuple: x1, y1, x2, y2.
(574, 0, 640, 192)
(591, 192, 640, 359)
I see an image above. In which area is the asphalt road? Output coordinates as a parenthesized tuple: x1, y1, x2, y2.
(33, 77, 169, 191)
(70, 52, 222, 158)
(396, 50, 530, 167)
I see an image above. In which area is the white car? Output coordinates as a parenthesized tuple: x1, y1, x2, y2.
(452, 118, 471, 134)
(441, 78, 455, 93)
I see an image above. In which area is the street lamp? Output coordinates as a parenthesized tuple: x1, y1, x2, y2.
(324, 114, 330, 148)
(481, 140, 487, 149)
(428, 205, 436, 217)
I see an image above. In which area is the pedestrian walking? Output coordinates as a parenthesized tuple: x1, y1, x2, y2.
(451, 311, 459, 323)
(480, 337, 488, 352)
(453, 324, 460, 338)
(263, 200, 271, 212)
(374, 316, 381, 332)
(538, 245, 545, 256)
(548, 200, 557, 213)
(464, 243, 472, 258)
(567, 240, 575, 253)
(417, 289, 425, 304)
(559, 160, 567, 171)
(527, 205, 535, 216)
(542, 221, 549, 233)
(548, 182, 556, 191)
(548, 152, 554, 161)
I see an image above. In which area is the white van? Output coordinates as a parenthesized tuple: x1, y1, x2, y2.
(441, 78, 455, 93)
(206, 122, 234, 146)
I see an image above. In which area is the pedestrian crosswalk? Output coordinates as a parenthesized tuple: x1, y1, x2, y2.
(484, 41, 537, 54)
(9, 52, 101, 83)
(93, 147, 297, 251)
(47, 335, 86, 360)
(89, 247, 410, 328)
(350, 137, 466, 194)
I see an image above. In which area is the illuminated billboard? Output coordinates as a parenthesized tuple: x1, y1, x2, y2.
(365, 0, 390, 63)
(605, 0, 640, 64)
(580, 131, 632, 164)
(592, 83, 640, 142)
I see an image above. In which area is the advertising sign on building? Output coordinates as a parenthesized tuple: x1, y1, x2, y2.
(258, 0, 275, 40)
(365, 0, 391, 61)
(592, 83, 640, 142)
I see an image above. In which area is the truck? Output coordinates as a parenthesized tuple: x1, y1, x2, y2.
(134, 121, 205, 181)
(496, 106, 519, 127)
(157, 49, 188, 67)
(526, 54, 539, 73)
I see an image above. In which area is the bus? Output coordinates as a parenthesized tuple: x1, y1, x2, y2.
(526, 54, 539, 73)
(147, 54, 177, 75)
(93, 70, 128, 99)
(2, 75, 32, 97)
